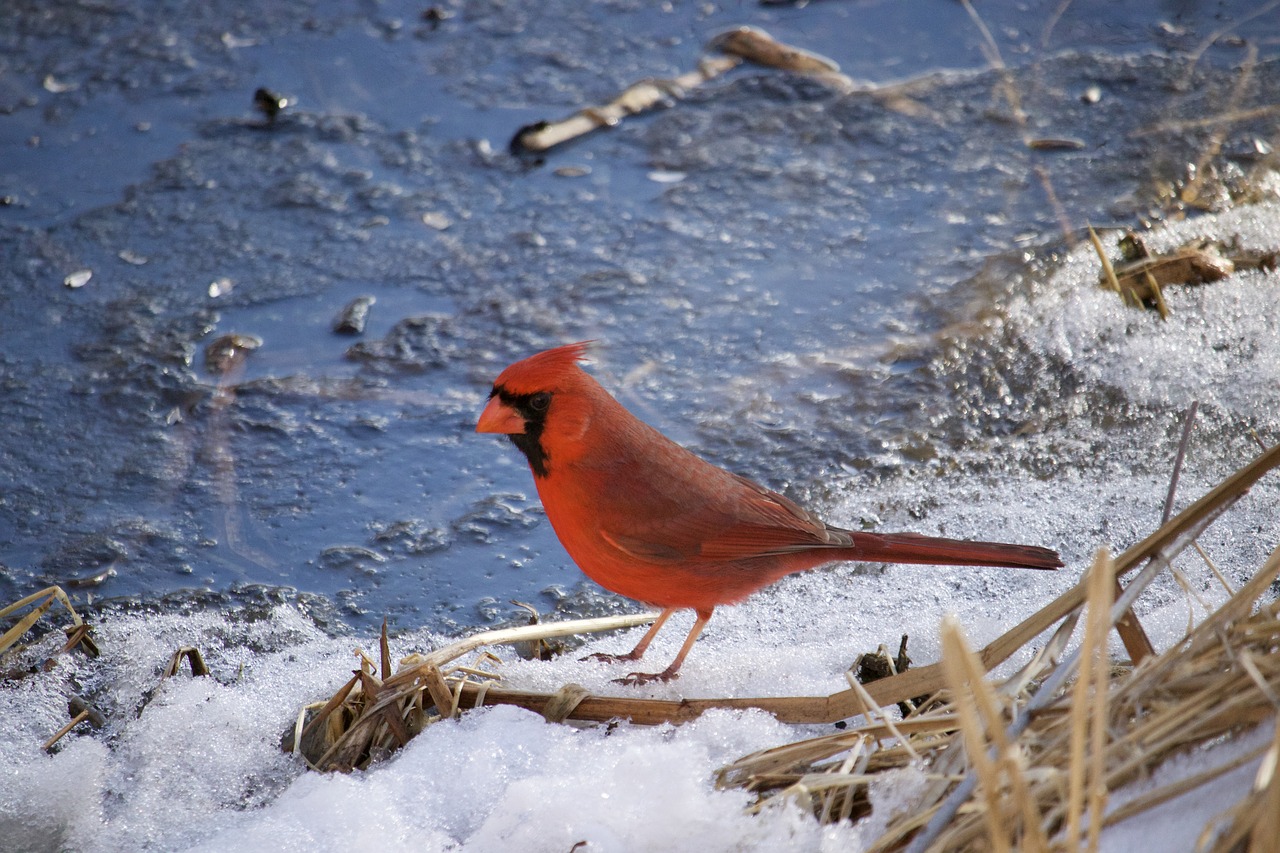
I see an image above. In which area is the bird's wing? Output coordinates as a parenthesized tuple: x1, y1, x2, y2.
(697, 474, 853, 558)
(599, 473, 849, 564)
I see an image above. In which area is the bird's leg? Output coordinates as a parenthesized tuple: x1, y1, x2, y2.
(615, 609, 712, 686)
(581, 608, 675, 664)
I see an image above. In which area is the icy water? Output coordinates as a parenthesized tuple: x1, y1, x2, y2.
(3, 0, 1279, 635)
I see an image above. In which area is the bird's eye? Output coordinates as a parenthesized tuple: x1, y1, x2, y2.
(529, 392, 551, 412)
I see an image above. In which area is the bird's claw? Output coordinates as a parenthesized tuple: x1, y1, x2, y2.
(612, 670, 679, 686)
(580, 651, 640, 664)
(581, 651, 677, 684)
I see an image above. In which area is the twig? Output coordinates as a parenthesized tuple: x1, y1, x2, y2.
(1145, 270, 1171, 320)
(509, 26, 848, 155)
(1089, 225, 1123, 293)
(940, 618, 1013, 853)
(510, 56, 741, 155)
(1066, 551, 1114, 849)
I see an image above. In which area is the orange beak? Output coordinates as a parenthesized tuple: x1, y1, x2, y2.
(476, 395, 526, 434)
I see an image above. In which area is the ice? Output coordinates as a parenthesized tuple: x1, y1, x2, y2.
(1010, 201, 1280, 415)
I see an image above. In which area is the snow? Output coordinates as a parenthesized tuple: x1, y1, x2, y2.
(0, 608, 853, 852)
(3, 202, 1279, 851)
(1012, 202, 1280, 415)
(1098, 724, 1276, 853)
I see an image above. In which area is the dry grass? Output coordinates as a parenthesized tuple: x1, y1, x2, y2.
(0, 586, 88, 658)
(0, 585, 104, 751)
(718, 527, 1280, 852)
(283, 612, 659, 771)
(0, 585, 100, 683)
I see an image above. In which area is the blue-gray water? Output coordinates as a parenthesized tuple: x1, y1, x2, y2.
(3, 0, 1278, 633)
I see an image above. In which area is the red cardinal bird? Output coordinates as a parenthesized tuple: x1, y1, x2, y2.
(477, 342, 1061, 684)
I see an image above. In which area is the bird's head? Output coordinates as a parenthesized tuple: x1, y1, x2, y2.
(477, 341, 596, 477)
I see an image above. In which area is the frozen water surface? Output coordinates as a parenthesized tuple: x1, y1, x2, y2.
(3, 0, 1279, 629)
(2, 0, 1280, 850)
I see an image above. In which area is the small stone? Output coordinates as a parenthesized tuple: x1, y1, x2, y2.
(253, 87, 291, 120)
(64, 270, 92, 289)
(647, 170, 687, 184)
(421, 211, 452, 230)
(205, 333, 262, 373)
(43, 75, 78, 93)
(333, 295, 376, 335)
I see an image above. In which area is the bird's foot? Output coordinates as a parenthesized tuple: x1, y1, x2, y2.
(580, 651, 641, 664)
(612, 669, 679, 686)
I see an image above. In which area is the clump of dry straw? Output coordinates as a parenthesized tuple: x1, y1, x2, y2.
(719, 439, 1280, 852)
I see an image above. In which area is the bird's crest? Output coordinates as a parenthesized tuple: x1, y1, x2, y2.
(493, 341, 593, 393)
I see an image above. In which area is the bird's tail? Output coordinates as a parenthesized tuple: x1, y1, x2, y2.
(842, 532, 1062, 570)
